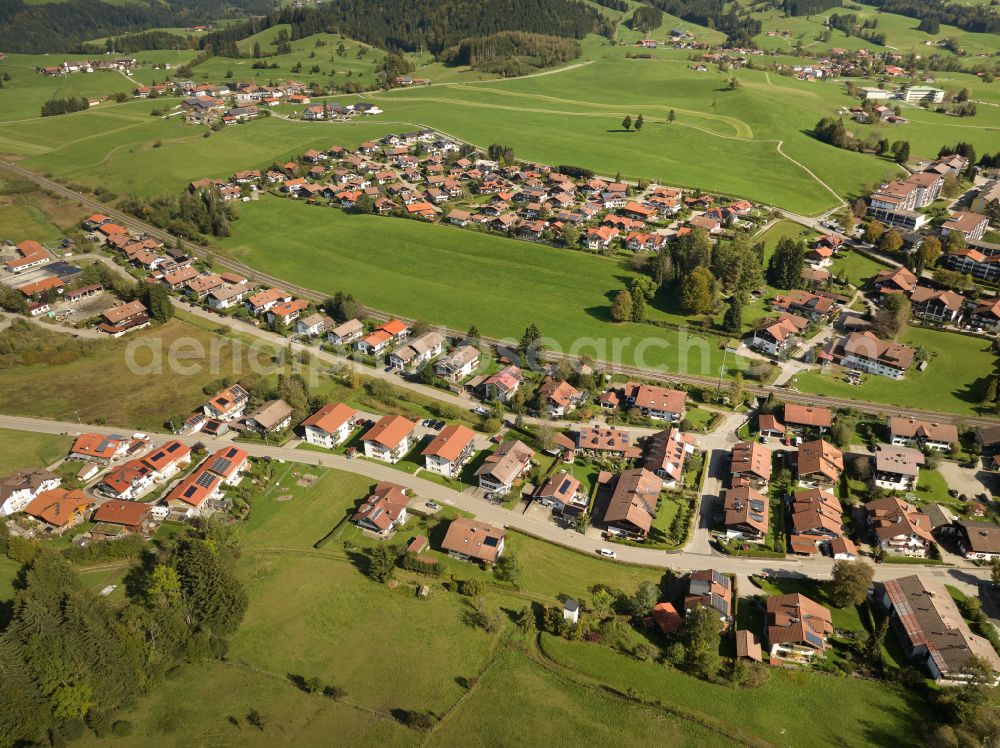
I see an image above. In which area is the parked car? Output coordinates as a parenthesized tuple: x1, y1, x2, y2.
(426, 501, 440, 510)
(596, 548, 617, 559)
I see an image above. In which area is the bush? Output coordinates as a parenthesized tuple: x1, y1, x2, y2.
(458, 578, 485, 597)
(112, 721, 134, 737)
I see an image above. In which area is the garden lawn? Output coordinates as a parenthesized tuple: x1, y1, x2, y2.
(218, 196, 736, 378)
(426, 649, 739, 748)
(0, 427, 71, 473)
(915, 467, 953, 506)
(829, 249, 892, 287)
(795, 326, 998, 416)
(540, 634, 927, 748)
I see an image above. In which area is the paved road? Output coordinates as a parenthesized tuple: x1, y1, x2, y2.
(1, 413, 992, 598)
(2, 160, 996, 429)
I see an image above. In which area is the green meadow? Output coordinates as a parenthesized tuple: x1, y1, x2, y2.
(218, 196, 737, 378)
(0, 428, 71, 474)
(795, 325, 998, 415)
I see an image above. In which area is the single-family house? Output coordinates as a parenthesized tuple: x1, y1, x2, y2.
(475, 440, 535, 495)
(684, 569, 733, 626)
(203, 384, 250, 421)
(0, 469, 61, 516)
(243, 399, 293, 435)
(435, 345, 481, 382)
(535, 470, 588, 517)
(623, 382, 686, 422)
(23, 489, 94, 533)
(301, 403, 357, 448)
(362, 415, 417, 463)
(865, 496, 934, 557)
(68, 433, 127, 465)
(604, 468, 663, 537)
(766, 593, 833, 661)
(873, 445, 924, 491)
(423, 424, 476, 478)
(722, 484, 769, 542)
(441, 517, 505, 564)
(482, 365, 523, 403)
(351, 482, 409, 535)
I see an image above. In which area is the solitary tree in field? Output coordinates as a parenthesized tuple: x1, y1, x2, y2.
(622, 114, 633, 131)
(891, 140, 910, 164)
(634, 113, 644, 132)
(610, 289, 633, 322)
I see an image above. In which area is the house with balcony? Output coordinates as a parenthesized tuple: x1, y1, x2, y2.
(361, 415, 417, 463)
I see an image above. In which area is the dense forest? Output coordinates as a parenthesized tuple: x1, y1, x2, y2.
(641, 0, 762, 46)
(201, 0, 609, 58)
(0, 0, 273, 54)
(0, 521, 247, 746)
(781, 0, 840, 16)
(442, 32, 581, 75)
(872, 0, 1000, 34)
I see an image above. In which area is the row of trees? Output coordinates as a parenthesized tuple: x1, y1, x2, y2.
(0, 522, 248, 745)
(40, 96, 90, 117)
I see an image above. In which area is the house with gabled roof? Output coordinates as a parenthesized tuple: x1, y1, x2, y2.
(203, 384, 250, 421)
(623, 382, 686, 422)
(140, 440, 191, 481)
(423, 424, 476, 478)
(442, 517, 506, 564)
(766, 593, 833, 661)
(535, 470, 588, 517)
(69, 433, 128, 465)
(643, 428, 696, 487)
(537, 377, 582, 417)
(722, 484, 769, 541)
(301, 403, 357, 448)
(0, 469, 61, 517)
(362, 415, 417, 463)
(865, 495, 933, 557)
(352, 482, 409, 535)
(889, 417, 958, 452)
(475, 440, 535, 495)
(482, 365, 523, 403)
(684, 570, 733, 627)
(98, 459, 154, 500)
(908, 287, 965, 324)
(435, 345, 480, 382)
(729, 440, 771, 488)
(24, 488, 94, 533)
(604, 468, 662, 537)
(873, 445, 924, 491)
(795, 439, 843, 488)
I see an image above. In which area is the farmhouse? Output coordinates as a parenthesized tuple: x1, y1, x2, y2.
(879, 576, 1000, 685)
(475, 439, 535, 495)
(301, 403, 357, 448)
(352, 482, 409, 535)
(441, 517, 505, 564)
(362, 415, 417, 463)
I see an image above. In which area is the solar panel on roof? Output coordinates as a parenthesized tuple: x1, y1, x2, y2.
(184, 486, 197, 498)
(750, 500, 765, 512)
(165, 443, 179, 453)
(209, 457, 231, 474)
(194, 472, 217, 489)
(559, 479, 572, 494)
(805, 631, 824, 648)
(483, 537, 499, 547)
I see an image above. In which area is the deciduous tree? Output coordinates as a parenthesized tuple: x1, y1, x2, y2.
(828, 559, 874, 607)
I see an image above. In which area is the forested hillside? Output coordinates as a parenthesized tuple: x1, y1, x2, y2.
(0, 0, 273, 53)
(442, 32, 581, 76)
(203, 0, 611, 57)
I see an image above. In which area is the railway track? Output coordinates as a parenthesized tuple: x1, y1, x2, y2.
(5, 159, 998, 428)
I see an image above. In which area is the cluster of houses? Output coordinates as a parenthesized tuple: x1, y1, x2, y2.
(37, 57, 136, 76)
(0, 430, 250, 541)
(251, 130, 759, 252)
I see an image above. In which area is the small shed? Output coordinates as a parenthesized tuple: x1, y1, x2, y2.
(736, 630, 763, 662)
(563, 598, 580, 624)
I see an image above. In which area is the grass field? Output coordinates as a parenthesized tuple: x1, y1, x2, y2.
(0, 427, 71, 473)
(0, 172, 90, 242)
(795, 326, 998, 415)
(0, 318, 254, 430)
(218, 195, 738, 377)
(540, 634, 926, 748)
(0, 55, 135, 122)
